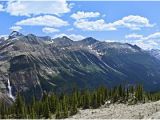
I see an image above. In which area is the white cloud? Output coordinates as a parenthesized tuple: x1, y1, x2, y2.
(0, 4, 4, 11)
(74, 15, 154, 31)
(9, 26, 22, 31)
(53, 33, 85, 41)
(71, 11, 100, 20)
(126, 32, 160, 40)
(5, 0, 71, 16)
(126, 32, 160, 50)
(16, 15, 69, 27)
(104, 40, 116, 42)
(0, 35, 8, 40)
(145, 32, 160, 40)
(74, 19, 116, 31)
(111, 15, 154, 30)
(125, 33, 144, 39)
(133, 39, 159, 50)
(42, 27, 59, 33)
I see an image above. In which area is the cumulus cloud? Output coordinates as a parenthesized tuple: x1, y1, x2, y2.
(16, 15, 69, 27)
(71, 11, 100, 20)
(125, 33, 144, 39)
(126, 32, 160, 50)
(0, 4, 4, 11)
(10, 26, 22, 31)
(5, 0, 71, 16)
(74, 19, 116, 31)
(53, 33, 85, 41)
(112, 15, 154, 30)
(146, 32, 160, 40)
(0, 35, 8, 40)
(74, 15, 154, 31)
(42, 27, 59, 33)
(133, 39, 159, 50)
(104, 40, 116, 42)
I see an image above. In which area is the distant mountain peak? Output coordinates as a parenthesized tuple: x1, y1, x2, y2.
(52, 36, 73, 46)
(27, 33, 35, 36)
(39, 36, 52, 41)
(83, 37, 97, 41)
(9, 31, 24, 39)
(61, 36, 71, 40)
(126, 43, 141, 51)
(85, 37, 95, 39)
(80, 37, 98, 45)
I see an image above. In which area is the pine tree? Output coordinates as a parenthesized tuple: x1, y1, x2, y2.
(91, 92, 98, 108)
(55, 102, 62, 119)
(83, 90, 90, 109)
(14, 92, 26, 118)
(48, 93, 56, 114)
(129, 86, 134, 94)
(42, 95, 51, 118)
(118, 85, 123, 97)
(112, 87, 118, 103)
(29, 106, 36, 119)
(126, 88, 129, 101)
(62, 95, 68, 118)
(135, 85, 143, 101)
(97, 90, 102, 107)
(0, 101, 7, 119)
(97, 87, 107, 105)
(70, 92, 78, 115)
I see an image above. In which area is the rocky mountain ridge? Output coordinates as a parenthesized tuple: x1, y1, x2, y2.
(0, 31, 160, 102)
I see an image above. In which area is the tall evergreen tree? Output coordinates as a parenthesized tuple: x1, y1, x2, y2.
(83, 90, 90, 109)
(42, 95, 51, 118)
(135, 85, 143, 101)
(0, 101, 7, 119)
(48, 93, 56, 114)
(70, 92, 78, 115)
(91, 92, 98, 108)
(55, 102, 62, 119)
(14, 92, 26, 118)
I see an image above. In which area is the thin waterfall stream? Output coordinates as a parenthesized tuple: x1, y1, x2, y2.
(7, 78, 15, 100)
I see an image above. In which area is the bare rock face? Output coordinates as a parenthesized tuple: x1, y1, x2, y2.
(1, 32, 160, 102)
(0, 92, 13, 105)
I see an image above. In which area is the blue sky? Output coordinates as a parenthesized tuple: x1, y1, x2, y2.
(1, 1, 160, 49)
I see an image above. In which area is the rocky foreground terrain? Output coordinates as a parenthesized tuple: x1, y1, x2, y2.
(70, 101, 160, 119)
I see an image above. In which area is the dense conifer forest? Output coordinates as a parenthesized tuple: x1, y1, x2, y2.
(1, 85, 160, 119)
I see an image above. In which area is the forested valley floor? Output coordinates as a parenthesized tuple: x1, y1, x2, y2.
(1, 85, 160, 119)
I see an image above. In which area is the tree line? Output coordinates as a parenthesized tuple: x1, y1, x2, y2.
(1, 85, 160, 119)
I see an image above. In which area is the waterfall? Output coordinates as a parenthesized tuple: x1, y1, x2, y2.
(7, 79, 15, 100)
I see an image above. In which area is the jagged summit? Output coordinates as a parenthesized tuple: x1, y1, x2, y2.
(26, 33, 36, 37)
(9, 31, 24, 39)
(80, 37, 98, 45)
(61, 36, 71, 40)
(126, 43, 141, 51)
(52, 36, 73, 46)
(39, 36, 52, 41)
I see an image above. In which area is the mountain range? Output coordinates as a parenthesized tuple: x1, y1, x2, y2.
(1, 31, 160, 102)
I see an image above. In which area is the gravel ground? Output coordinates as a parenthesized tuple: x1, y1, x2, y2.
(70, 101, 160, 119)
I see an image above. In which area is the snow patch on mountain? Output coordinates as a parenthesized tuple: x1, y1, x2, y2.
(88, 45, 104, 56)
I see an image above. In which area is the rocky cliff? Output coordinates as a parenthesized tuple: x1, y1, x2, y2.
(1, 31, 160, 101)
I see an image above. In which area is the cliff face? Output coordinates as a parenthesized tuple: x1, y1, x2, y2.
(1, 31, 160, 101)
